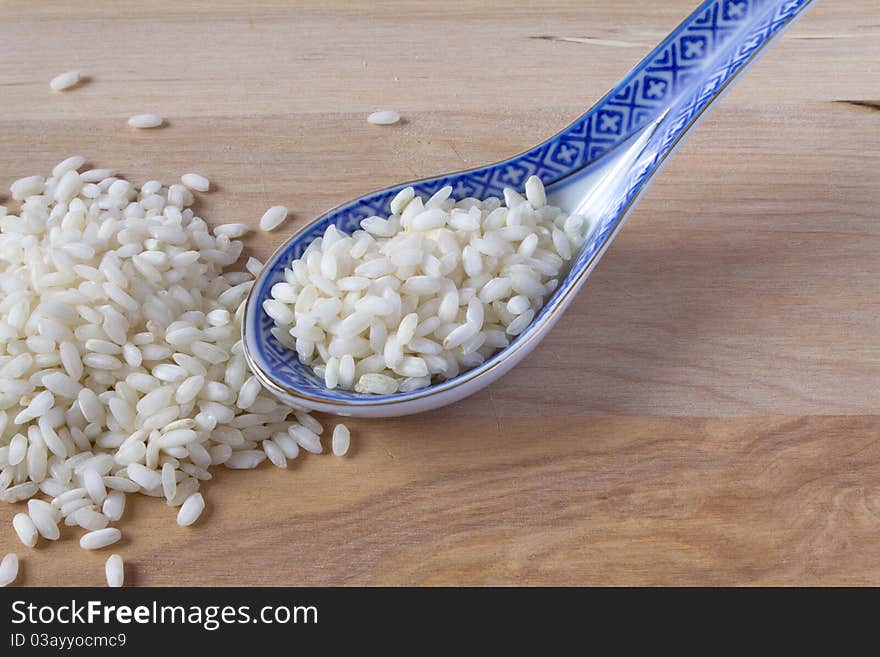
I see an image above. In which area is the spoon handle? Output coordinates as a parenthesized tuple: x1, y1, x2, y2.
(541, 0, 817, 188)
(534, 0, 818, 257)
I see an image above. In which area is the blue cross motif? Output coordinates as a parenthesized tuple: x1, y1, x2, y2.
(554, 143, 578, 164)
(645, 78, 667, 99)
(681, 36, 706, 59)
(598, 112, 621, 133)
(500, 164, 526, 184)
(725, 0, 746, 19)
(453, 180, 472, 197)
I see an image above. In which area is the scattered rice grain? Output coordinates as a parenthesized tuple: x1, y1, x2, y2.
(367, 110, 401, 125)
(127, 114, 163, 129)
(259, 205, 289, 232)
(105, 554, 124, 587)
(50, 70, 81, 92)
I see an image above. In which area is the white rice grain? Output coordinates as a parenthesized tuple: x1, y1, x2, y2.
(236, 376, 262, 410)
(50, 70, 81, 92)
(126, 463, 162, 491)
(524, 175, 547, 208)
(262, 439, 287, 469)
(331, 424, 350, 456)
(176, 493, 205, 526)
(83, 468, 107, 504)
(180, 173, 210, 192)
(367, 110, 401, 125)
(127, 114, 164, 129)
(80, 168, 114, 183)
(288, 425, 322, 454)
(214, 223, 248, 239)
(102, 490, 126, 521)
(52, 155, 86, 178)
(0, 553, 18, 587)
(10, 175, 44, 200)
(224, 450, 266, 469)
(73, 507, 109, 531)
(80, 528, 121, 550)
(12, 513, 38, 548)
(259, 205, 289, 232)
(105, 554, 124, 587)
(27, 499, 60, 541)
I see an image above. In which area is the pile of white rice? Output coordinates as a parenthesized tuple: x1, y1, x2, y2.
(265, 175, 591, 394)
(0, 157, 346, 586)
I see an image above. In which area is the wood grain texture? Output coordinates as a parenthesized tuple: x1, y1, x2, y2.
(0, 0, 878, 586)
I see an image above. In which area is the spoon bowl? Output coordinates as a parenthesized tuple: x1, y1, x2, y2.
(243, 0, 816, 417)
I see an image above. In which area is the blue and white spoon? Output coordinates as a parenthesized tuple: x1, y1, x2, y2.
(243, 0, 817, 417)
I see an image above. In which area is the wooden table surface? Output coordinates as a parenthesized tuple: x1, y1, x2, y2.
(1, 0, 878, 586)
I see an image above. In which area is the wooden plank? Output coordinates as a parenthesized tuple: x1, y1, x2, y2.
(0, 0, 878, 585)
